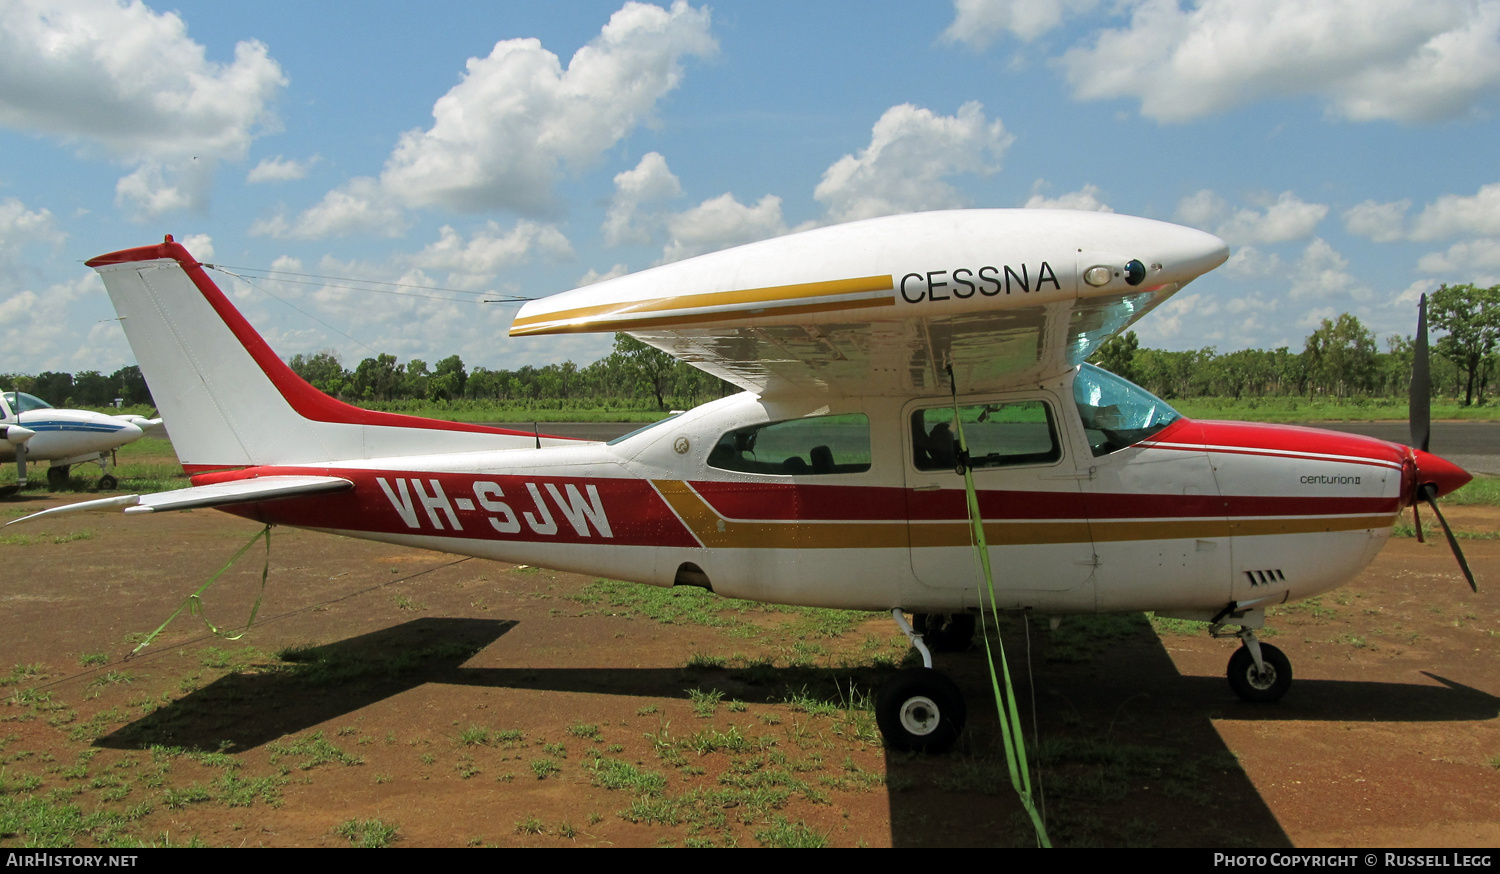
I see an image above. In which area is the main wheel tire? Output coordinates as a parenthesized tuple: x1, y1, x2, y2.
(876, 668, 966, 753)
(46, 465, 69, 490)
(913, 613, 976, 652)
(1227, 643, 1292, 703)
(97, 474, 118, 491)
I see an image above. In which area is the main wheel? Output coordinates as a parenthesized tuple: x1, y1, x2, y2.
(46, 465, 69, 490)
(97, 474, 118, 491)
(913, 613, 976, 652)
(1227, 643, 1292, 702)
(876, 668, 966, 753)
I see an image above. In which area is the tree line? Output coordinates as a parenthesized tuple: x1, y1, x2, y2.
(1094, 283, 1500, 406)
(6, 283, 1497, 412)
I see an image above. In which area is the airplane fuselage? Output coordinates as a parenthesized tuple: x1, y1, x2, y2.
(206, 369, 1411, 620)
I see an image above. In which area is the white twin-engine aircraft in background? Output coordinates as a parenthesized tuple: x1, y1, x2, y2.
(15, 209, 1476, 753)
(1, 390, 160, 493)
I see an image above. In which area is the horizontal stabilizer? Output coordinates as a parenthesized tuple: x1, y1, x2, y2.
(6, 476, 353, 526)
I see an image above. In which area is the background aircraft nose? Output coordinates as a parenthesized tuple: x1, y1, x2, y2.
(1412, 448, 1471, 499)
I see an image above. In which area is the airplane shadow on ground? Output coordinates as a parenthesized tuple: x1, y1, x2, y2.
(94, 615, 1497, 848)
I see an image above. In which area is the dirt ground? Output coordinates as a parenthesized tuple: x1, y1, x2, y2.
(0, 495, 1496, 848)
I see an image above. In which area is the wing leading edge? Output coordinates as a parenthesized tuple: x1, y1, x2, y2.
(511, 210, 1228, 398)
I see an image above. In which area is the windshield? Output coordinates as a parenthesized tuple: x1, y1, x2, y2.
(2, 392, 53, 415)
(1073, 363, 1180, 457)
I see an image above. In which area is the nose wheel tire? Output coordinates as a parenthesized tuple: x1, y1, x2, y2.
(913, 613, 977, 652)
(876, 668, 966, 753)
(46, 465, 69, 490)
(97, 474, 118, 491)
(1227, 643, 1292, 702)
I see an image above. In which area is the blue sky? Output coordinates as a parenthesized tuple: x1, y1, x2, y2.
(2, 0, 1499, 377)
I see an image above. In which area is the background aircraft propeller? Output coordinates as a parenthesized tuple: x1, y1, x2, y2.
(3, 387, 34, 493)
(1408, 292, 1477, 592)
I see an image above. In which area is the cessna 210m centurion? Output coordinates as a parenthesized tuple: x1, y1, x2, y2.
(16, 209, 1476, 752)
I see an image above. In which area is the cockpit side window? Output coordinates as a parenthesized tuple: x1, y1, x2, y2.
(1073, 363, 1181, 457)
(708, 413, 871, 476)
(911, 400, 1060, 471)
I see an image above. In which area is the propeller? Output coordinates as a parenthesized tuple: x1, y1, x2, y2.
(3, 390, 34, 494)
(1408, 293, 1477, 592)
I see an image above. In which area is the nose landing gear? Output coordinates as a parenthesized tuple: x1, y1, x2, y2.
(1211, 613, 1293, 703)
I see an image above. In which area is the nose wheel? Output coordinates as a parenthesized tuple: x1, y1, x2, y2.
(1226, 641, 1292, 702)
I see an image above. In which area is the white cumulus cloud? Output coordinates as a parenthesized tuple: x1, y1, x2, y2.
(0, 0, 286, 216)
(661, 193, 789, 263)
(252, 177, 408, 239)
(410, 221, 574, 287)
(1057, 0, 1500, 123)
(941, 0, 1101, 47)
(814, 102, 1013, 223)
(247, 155, 317, 184)
(1343, 199, 1411, 242)
(378, 1, 714, 216)
(1410, 182, 1500, 240)
(1213, 192, 1327, 245)
(604, 151, 683, 246)
(1022, 182, 1113, 212)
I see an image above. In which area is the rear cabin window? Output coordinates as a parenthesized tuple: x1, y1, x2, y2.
(912, 401, 1060, 471)
(708, 413, 872, 476)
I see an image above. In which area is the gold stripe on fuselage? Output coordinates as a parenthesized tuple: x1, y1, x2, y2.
(511, 275, 895, 336)
(654, 481, 1398, 549)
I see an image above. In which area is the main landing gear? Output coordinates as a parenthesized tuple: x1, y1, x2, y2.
(876, 610, 972, 753)
(44, 453, 120, 492)
(1211, 612, 1292, 703)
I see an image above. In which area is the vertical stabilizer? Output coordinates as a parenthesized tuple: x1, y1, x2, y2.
(88, 238, 547, 470)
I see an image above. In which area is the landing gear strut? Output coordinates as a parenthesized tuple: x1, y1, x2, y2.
(876, 609, 968, 753)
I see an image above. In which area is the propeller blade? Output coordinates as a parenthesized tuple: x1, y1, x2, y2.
(1422, 484, 1477, 592)
(14, 440, 27, 488)
(1411, 293, 1431, 453)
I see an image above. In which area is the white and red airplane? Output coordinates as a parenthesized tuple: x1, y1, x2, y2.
(1, 390, 159, 492)
(14, 210, 1475, 752)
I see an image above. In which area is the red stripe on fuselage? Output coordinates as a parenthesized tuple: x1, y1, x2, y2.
(1191, 421, 1407, 467)
(203, 467, 698, 547)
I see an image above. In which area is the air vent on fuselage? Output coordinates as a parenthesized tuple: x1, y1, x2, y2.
(1244, 569, 1286, 587)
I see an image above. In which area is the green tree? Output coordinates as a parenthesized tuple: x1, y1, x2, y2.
(1304, 314, 1377, 398)
(111, 365, 153, 406)
(432, 354, 467, 400)
(1428, 283, 1500, 406)
(289, 351, 349, 398)
(1091, 330, 1139, 383)
(352, 354, 402, 401)
(612, 333, 676, 410)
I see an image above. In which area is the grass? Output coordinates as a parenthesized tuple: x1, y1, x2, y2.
(1442, 474, 1500, 507)
(334, 818, 399, 848)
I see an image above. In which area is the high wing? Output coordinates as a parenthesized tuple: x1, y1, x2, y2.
(511, 210, 1229, 398)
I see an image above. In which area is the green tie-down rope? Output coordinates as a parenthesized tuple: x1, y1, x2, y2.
(128, 524, 272, 658)
(946, 366, 1051, 848)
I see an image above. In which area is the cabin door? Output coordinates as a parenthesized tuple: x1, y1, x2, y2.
(904, 393, 1096, 608)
